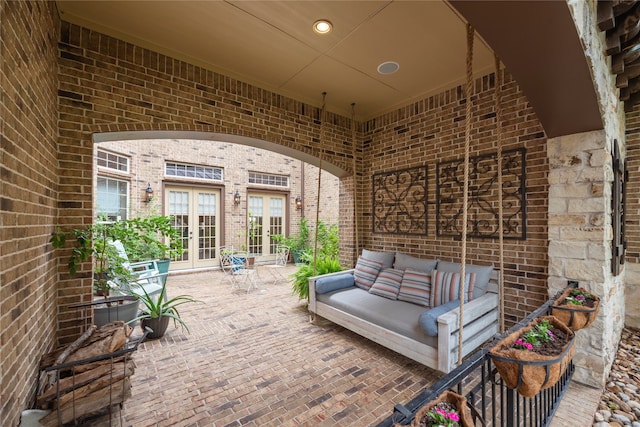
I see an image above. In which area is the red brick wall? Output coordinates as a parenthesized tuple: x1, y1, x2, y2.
(0, 1, 60, 424)
(360, 71, 549, 325)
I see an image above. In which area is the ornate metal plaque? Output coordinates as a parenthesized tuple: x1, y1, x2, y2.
(437, 148, 526, 240)
(372, 166, 427, 235)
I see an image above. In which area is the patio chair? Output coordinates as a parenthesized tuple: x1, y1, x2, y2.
(110, 240, 168, 301)
(220, 247, 257, 293)
(263, 245, 290, 285)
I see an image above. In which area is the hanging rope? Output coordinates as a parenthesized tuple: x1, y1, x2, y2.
(494, 54, 506, 333)
(458, 23, 474, 366)
(313, 92, 327, 277)
(351, 103, 360, 257)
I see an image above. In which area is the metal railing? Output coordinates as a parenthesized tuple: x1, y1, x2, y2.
(378, 297, 573, 427)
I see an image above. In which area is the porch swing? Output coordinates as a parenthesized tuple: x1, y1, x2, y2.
(307, 24, 505, 373)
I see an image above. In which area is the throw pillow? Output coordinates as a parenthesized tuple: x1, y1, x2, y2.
(353, 256, 383, 291)
(369, 268, 404, 300)
(436, 261, 492, 299)
(430, 270, 476, 307)
(315, 273, 355, 294)
(362, 249, 395, 269)
(397, 269, 432, 307)
(418, 299, 462, 336)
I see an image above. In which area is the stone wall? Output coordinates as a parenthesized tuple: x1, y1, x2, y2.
(0, 1, 60, 425)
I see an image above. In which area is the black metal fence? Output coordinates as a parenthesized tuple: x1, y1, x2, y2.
(378, 298, 574, 427)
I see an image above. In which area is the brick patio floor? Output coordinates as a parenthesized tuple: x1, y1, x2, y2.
(112, 266, 600, 427)
(119, 266, 439, 427)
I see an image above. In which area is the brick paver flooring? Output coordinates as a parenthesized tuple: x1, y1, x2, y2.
(120, 266, 441, 426)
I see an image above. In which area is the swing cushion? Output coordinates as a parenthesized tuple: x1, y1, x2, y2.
(394, 252, 438, 273)
(362, 249, 395, 269)
(419, 299, 462, 336)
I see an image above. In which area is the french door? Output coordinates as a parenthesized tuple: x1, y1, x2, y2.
(165, 186, 220, 270)
(247, 193, 286, 262)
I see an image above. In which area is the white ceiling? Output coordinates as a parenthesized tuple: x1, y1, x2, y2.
(56, 0, 495, 121)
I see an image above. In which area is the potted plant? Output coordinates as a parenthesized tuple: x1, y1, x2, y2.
(119, 214, 184, 285)
(489, 316, 575, 397)
(129, 280, 200, 340)
(50, 215, 183, 325)
(273, 217, 311, 264)
(412, 390, 475, 427)
(551, 287, 600, 331)
(51, 218, 139, 325)
(290, 220, 342, 301)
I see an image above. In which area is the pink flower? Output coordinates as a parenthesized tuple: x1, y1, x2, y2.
(525, 342, 533, 350)
(448, 412, 460, 422)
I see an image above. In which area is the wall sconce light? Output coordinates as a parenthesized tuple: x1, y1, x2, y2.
(295, 195, 302, 210)
(144, 183, 154, 203)
(234, 191, 241, 206)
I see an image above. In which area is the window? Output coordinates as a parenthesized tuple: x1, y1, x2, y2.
(165, 162, 223, 181)
(97, 176, 129, 220)
(97, 149, 129, 173)
(248, 172, 289, 188)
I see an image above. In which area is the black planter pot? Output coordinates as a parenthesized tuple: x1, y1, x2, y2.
(141, 316, 170, 339)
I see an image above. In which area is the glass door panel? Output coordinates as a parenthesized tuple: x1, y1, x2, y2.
(166, 186, 220, 270)
(247, 193, 286, 262)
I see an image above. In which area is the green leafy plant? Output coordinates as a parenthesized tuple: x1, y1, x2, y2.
(292, 257, 343, 301)
(129, 281, 201, 333)
(513, 318, 555, 350)
(50, 215, 183, 296)
(51, 218, 131, 296)
(273, 217, 311, 263)
(120, 215, 184, 262)
(565, 288, 593, 306)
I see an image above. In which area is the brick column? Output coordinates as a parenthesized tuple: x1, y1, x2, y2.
(547, 130, 624, 387)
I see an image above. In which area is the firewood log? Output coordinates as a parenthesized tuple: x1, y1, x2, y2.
(39, 378, 131, 427)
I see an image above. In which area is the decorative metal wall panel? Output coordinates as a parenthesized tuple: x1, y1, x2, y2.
(436, 148, 526, 240)
(372, 166, 427, 235)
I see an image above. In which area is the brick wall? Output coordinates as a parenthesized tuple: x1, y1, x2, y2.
(98, 138, 340, 253)
(625, 104, 640, 327)
(56, 22, 353, 342)
(56, 20, 551, 334)
(359, 71, 549, 325)
(0, 1, 60, 425)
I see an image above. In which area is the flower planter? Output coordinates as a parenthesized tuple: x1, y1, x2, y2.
(551, 287, 600, 331)
(412, 390, 475, 427)
(141, 316, 170, 340)
(489, 315, 575, 398)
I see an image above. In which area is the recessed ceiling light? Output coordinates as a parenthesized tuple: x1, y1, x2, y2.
(377, 61, 400, 75)
(313, 19, 333, 34)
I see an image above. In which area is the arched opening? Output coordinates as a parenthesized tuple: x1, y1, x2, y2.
(92, 130, 347, 272)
